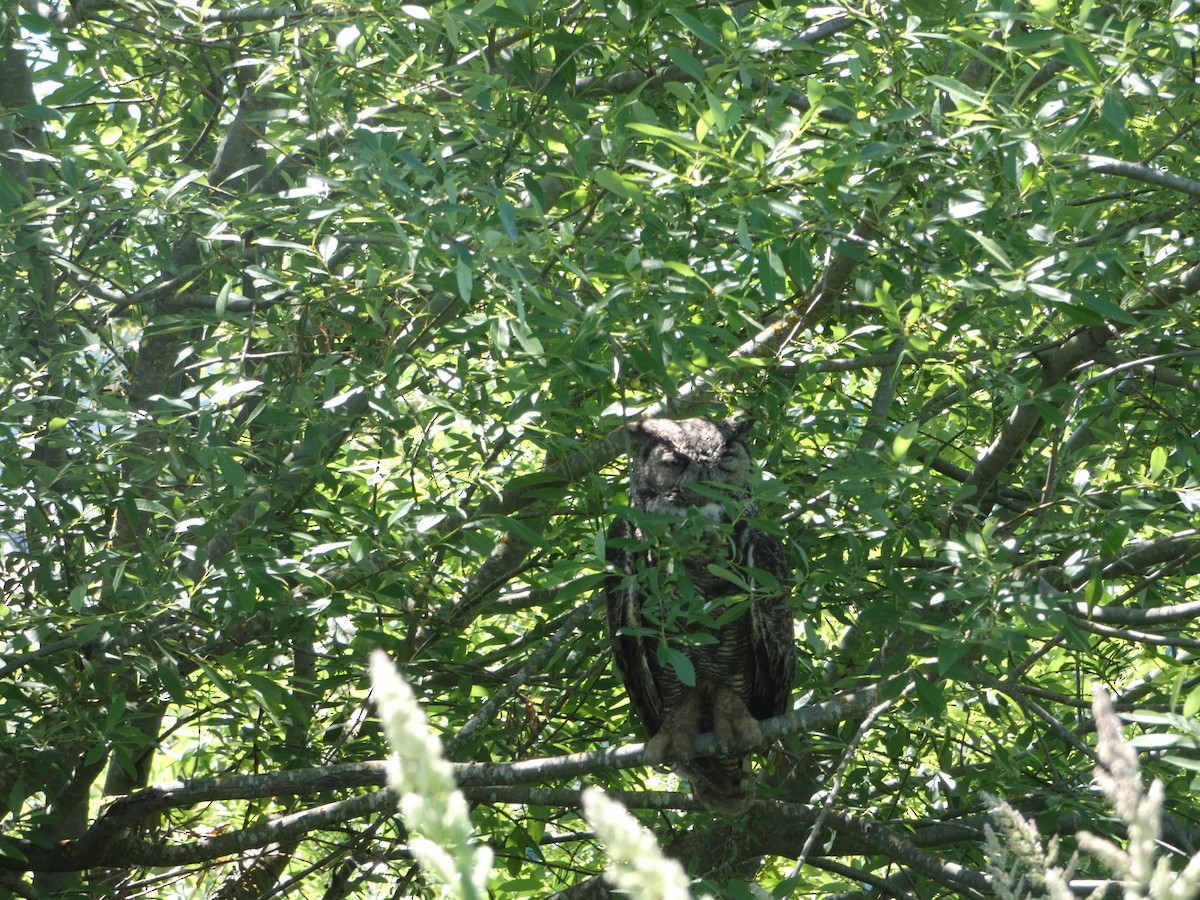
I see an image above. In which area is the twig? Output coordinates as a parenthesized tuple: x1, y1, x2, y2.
(774, 802, 993, 898)
(792, 686, 908, 875)
(446, 597, 603, 753)
(972, 671, 1096, 763)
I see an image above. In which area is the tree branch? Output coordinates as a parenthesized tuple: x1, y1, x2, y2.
(1084, 155, 1200, 199)
(1064, 618, 1200, 650)
(962, 324, 1117, 506)
(1, 690, 882, 873)
(1069, 587, 1200, 626)
(446, 596, 604, 753)
(571, 13, 856, 127)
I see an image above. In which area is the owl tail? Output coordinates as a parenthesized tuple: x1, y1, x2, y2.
(684, 755, 755, 815)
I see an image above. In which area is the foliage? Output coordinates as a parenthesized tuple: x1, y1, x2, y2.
(582, 787, 702, 900)
(372, 652, 491, 900)
(1, 0, 1199, 896)
(374, 654, 699, 900)
(986, 687, 1200, 900)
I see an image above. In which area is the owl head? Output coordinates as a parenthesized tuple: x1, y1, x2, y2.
(625, 416, 755, 520)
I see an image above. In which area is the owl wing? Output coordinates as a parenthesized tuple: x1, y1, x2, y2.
(741, 525, 797, 721)
(604, 516, 666, 736)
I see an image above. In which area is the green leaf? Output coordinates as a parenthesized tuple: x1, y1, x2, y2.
(664, 647, 696, 687)
(703, 88, 727, 131)
(668, 9, 722, 51)
(627, 122, 708, 152)
(214, 277, 233, 317)
(456, 253, 474, 302)
(417, 513, 446, 532)
(593, 168, 640, 199)
(1184, 686, 1200, 719)
(1099, 90, 1129, 140)
(510, 319, 544, 357)
(666, 46, 707, 84)
(744, 566, 780, 592)
(68, 584, 86, 612)
(892, 422, 918, 460)
(936, 641, 968, 677)
(14, 104, 63, 123)
(1061, 36, 1101, 82)
(963, 229, 1013, 268)
(926, 75, 985, 108)
(1078, 293, 1138, 325)
(498, 199, 518, 240)
(105, 693, 128, 733)
(1149, 446, 1167, 479)
(216, 450, 246, 493)
(706, 564, 751, 592)
(913, 676, 947, 716)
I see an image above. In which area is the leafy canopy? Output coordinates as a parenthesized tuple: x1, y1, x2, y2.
(1, 0, 1198, 896)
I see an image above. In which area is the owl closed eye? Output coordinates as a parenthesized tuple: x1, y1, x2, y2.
(658, 447, 688, 467)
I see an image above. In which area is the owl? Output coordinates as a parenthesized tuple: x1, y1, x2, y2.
(605, 416, 796, 814)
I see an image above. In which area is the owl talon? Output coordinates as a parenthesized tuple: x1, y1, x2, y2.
(712, 687, 763, 749)
(642, 732, 671, 766)
(644, 689, 702, 763)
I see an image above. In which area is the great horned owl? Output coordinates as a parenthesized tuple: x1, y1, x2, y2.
(605, 416, 796, 814)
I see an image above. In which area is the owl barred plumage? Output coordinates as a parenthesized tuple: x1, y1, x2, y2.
(605, 416, 796, 814)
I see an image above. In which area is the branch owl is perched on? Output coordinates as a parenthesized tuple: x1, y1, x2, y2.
(605, 416, 796, 814)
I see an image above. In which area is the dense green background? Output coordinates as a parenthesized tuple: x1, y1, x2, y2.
(2, 0, 1199, 896)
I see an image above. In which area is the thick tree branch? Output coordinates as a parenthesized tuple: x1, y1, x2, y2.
(548, 793, 992, 900)
(456, 687, 882, 786)
(1070, 581, 1200, 626)
(1084, 155, 1200, 200)
(1034, 533, 1200, 594)
(117, 788, 397, 871)
(1148, 261, 1200, 305)
(962, 324, 1117, 506)
(802, 805, 992, 899)
(950, 249, 1198, 521)
(0, 28, 46, 188)
(1, 690, 882, 873)
(467, 786, 692, 810)
(194, 4, 327, 22)
(1065, 618, 1200, 650)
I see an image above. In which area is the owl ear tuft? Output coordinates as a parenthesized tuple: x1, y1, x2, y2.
(624, 419, 670, 443)
(727, 417, 754, 440)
